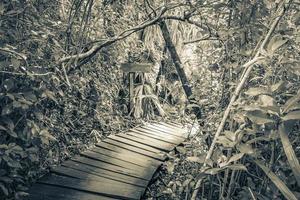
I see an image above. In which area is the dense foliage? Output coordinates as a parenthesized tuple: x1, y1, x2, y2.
(0, 0, 299, 199)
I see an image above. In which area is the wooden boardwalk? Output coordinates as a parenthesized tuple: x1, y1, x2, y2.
(27, 122, 188, 200)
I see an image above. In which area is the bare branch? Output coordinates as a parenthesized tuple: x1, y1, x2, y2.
(59, 6, 169, 64)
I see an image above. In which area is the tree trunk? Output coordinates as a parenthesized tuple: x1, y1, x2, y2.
(159, 21, 202, 120)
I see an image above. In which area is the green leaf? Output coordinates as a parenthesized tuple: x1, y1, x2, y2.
(254, 160, 298, 200)
(283, 91, 300, 113)
(224, 164, 247, 171)
(237, 144, 255, 155)
(246, 110, 275, 125)
(259, 95, 276, 107)
(23, 92, 37, 102)
(205, 167, 221, 175)
(7, 130, 18, 138)
(278, 124, 300, 187)
(204, 164, 247, 175)
(282, 110, 300, 121)
(0, 182, 8, 196)
(244, 87, 269, 96)
(227, 153, 245, 165)
(4, 156, 22, 168)
(267, 36, 288, 54)
(224, 131, 235, 141)
(216, 136, 236, 147)
(270, 81, 286, 93)
(0, 125, 7, 131)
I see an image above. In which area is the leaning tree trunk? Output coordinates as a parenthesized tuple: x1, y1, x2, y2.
(159, 21, 202, 120)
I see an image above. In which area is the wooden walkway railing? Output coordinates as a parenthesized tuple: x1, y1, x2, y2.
(26, 122, 188, 200)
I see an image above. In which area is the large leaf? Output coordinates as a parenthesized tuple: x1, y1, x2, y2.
(278, 124, 300, 187)
(283, 90, 300, 113)
(246, 110, 275, 125)
(271, 81, 286, 93)
(227, 153, 245, 165)
(259, 95, 276, 107)
(237, 143, 255, 155)
(205, 164, 247, 175)
(254, 160, 297, 200)
(216, 136, 236, 147)
(282, 110, 300, 122)
(244, 87, 269, 96)
(267, 36, 288, 54)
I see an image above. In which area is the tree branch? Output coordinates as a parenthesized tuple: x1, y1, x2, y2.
(59, 6, 169, 64)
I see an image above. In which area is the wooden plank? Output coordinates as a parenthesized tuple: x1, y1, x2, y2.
(51, 165, 148, 187)
(146, 124, 185, 136)
(37, 174, 144, 200)
(80, 151, 156, 180)
(161, 121, 183, 128)
(126, 130, 178, 145)
(91, 146, 159, 167)
(62, 160, 148, 185)
(116, 134, 174, 152)
(27, 183, 117, 200)
(138, 126, 185, 139)
(70, 156, 148, 180)
(131, 129, 182, 144)
(95, 142, 162, 164)
(147, 124, 187, 138)
(80, 150, 156, 173)
(121, 63, 152, 73)
(102, 139, 166, 161)
(150, 123, 186, 134)
(158, 122, 188, 132)
(108, 135, 164, 154)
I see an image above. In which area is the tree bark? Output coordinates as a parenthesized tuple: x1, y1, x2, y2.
(159, 21, 202, 119)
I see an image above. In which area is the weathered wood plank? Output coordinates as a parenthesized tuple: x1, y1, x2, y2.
(51, 165, 148, 187)
(70, 156, 147, 180)
(125, 131, 177, 145)
(61, 160, 148, 185)
(138, 126, 185, 139)
(146, 124, 184, 135)
(161, 121, 183, 128)
(92, 146, 160, 167)
(37, 174, 144, 200)
(102, 139, 166, 161)
(150, 123, 186, 133)
(159, 122, 187, 132)
(130, 129, 182, 144)
(80, 150, 156, 174)
(95, 142, 162, 163)
(27, 183, 117, 200)
(116, 134, 174, 152)
(108, 135, 165, 154)
(80, 151, 157, 180)
(147, 124, 187, 138)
